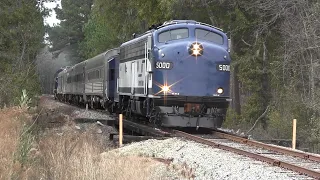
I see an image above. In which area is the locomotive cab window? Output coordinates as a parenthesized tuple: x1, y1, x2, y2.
(195, 28, 224, 45)
(158, 28, 189, 43)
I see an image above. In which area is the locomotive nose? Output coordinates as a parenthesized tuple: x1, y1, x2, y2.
(154, 39, 230, 97)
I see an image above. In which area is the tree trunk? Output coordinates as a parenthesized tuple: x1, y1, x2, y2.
(233, 63, 241, 116)
(261, 41, 269, 130)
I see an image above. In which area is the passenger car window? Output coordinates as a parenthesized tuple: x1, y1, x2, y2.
(195, 29, 223, 45)
(158, 28, 189, 43)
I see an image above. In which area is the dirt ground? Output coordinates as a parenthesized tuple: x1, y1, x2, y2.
(36, 95, 115, 147)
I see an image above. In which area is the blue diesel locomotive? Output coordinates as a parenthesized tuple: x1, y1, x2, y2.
(54, 20, 231, 129)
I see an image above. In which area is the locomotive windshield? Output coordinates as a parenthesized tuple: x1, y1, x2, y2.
(158, 28, 189, 43)
(195, 28, 224, 45)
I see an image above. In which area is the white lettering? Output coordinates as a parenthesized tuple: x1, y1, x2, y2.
(155, 62, 172, 69)
(218, 64, 230, 72)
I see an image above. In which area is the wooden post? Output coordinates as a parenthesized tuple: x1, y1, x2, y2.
(86, 103, 88, 111)
(119, 114, 123, 147)
(292, 119, 297, 149)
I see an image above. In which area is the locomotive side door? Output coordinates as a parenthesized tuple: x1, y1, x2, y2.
(82, 64, 86, 101)
(104, 58, 108, 100)
(143, 41, 147, 95)
(131, 61, 137, 95)
(63, 73, 66, 94)
(145, 35, 153, 95)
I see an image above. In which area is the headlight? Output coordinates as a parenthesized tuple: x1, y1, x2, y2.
(193, 49, 200, 56)
(217, 88, 224, 94)
(189, 42, 203, 56)
(162, 86, 170, 92)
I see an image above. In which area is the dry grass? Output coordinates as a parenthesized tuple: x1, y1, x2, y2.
(25, 131, 168, 180)
(0, 101, 175, 180)
(99, 152, 165, 180)
(0, 107, 31, 179)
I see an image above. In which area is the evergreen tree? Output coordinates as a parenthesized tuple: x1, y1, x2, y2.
(46, 0, 93, 62)
(0, 0, 47, 106)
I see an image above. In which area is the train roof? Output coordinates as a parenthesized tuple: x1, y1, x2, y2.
(85, 48, 120, 69)
(104, 48, 119, 59)
(85, 48, 119, 62)
(125, 20, 224, 42)
(54, 68, 65, 78)
(120, 20, 225, 48)
(157, 20, 223, 32)
(120, 32, 152, 47)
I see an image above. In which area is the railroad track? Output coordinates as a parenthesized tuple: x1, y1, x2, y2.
(173, 130, 320, 179)
(48, 96, 320, 178)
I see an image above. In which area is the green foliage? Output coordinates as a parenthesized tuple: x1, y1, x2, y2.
(224, 108, 242, 128)
(267, 110, 292, 138)
(15, 124, 35, 166)
(0, 0, 45, 107)
(46, 25, 69, 51)
(55, 0, 93, 44)
(19, 89, 32, 109)
(80, 0, 143, 58)
(241, 94, 264, 122)
(0, 67, 41, 107)
(46, 0, 93, 62)
(12, 113, 41, 180)
(0, 0, 45, 60)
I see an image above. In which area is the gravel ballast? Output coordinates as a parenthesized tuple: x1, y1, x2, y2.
(115, 138, 313, 180)
(71, 109, 112, 120)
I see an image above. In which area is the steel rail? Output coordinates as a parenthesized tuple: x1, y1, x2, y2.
(173, 130, 320, 179)
(214, 131, 320, 163)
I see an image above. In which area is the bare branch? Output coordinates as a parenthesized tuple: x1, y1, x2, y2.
(246, 106, 270, 135)
(241, 38, 252, 47)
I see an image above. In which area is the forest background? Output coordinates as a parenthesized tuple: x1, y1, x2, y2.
(1, 0, 320, 152)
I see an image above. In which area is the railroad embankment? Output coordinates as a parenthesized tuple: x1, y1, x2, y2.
(0, 96, 181, 179)
(2, 95, 315, 180)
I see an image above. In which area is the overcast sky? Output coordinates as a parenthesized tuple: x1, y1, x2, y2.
(43, 0, 61, 27)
